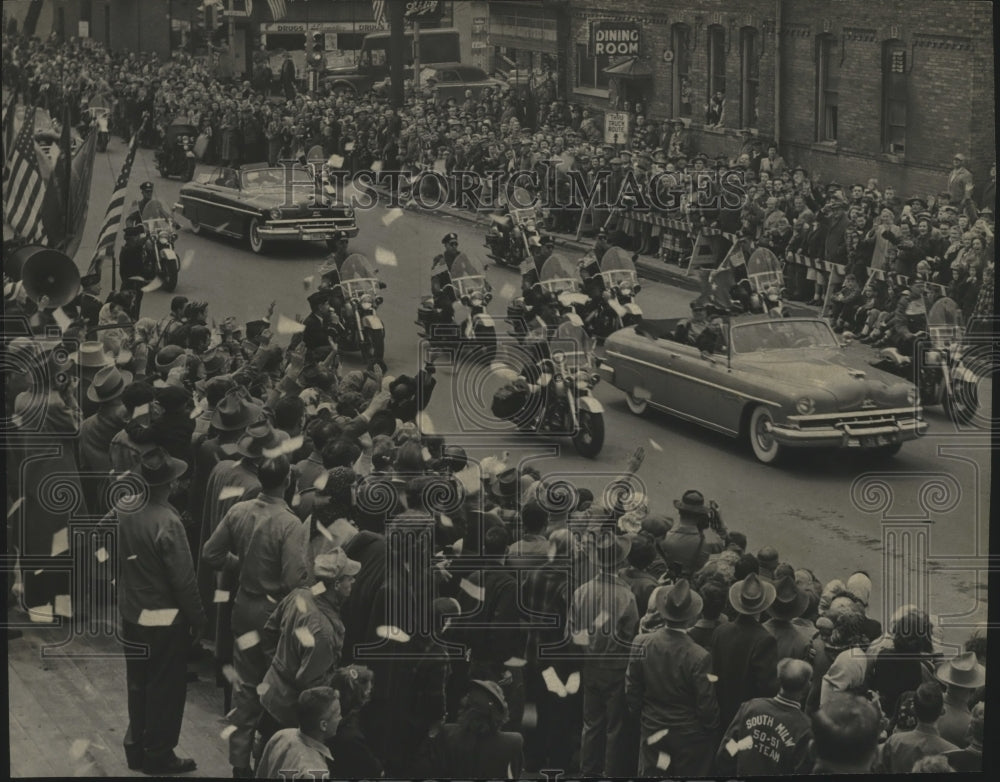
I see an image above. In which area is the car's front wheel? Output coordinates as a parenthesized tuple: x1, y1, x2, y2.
(748, 405, 783, 465)
(626, 390, 648, 415)
(248, 217, 266, 254)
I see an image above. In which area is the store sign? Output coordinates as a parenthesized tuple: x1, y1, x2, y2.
(591, 21, 641, 57)
(261, 22, 380, 34)
(404, 1, 443, 21)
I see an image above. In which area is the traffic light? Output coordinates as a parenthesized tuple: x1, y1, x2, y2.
(307, 31, 325, 69)
(193, 1, 206, 31)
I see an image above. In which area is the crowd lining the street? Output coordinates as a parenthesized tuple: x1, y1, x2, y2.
(3, 32, 994, 778)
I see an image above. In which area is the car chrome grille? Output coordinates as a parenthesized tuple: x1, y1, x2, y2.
(788, 407, 922, 430)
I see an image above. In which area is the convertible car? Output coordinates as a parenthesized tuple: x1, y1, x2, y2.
(597, 314, 927, 464)
(174, 163, 358, 254)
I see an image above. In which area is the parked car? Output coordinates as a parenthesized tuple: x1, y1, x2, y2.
(373, 63, 504, 103)
(597, 314, 927, 464)
(174, 163, 357, 254)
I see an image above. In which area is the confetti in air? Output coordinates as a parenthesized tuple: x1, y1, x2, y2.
(141, 277, 162, 293)
(374, 246, 397, 266)
(648, 439, 663, 452)
(236, 630, 261, 650)
(381, 208, 404, 226)
(276, 314, 306, 335)
(294, 627, 316, 647)
(218, 486, 244, 501)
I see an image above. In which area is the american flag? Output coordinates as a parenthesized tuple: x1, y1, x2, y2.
(3, 106, 48, 243)
(372, 0, 387, 28)
(90, 117, 147, 268)
(267, 0, 287, 21)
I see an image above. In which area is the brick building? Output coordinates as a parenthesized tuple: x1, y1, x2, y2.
(557, 0, 995, 196)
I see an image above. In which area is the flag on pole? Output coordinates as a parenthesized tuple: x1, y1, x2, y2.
(3, 106, 49, 244)
(62, 128, 98, 259)
(266, 0, 288, 22)
(372, 0, 387, 29)
(90, 117, 147, 276)
(704, 240, 748, 309)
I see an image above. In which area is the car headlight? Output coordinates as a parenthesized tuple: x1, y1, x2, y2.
(268, 208, 282, 220)
(795, 397, 816, 415)
(907, 387, 918, 405)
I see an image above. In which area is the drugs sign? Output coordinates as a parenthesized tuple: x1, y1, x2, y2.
(604, 112, 630, 145)
(592, 22, 641, 57)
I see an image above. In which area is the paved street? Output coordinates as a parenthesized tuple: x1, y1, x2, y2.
(7, 142, 991, 778)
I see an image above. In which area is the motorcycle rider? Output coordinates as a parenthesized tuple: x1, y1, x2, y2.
(301, 289, 345, 351)
(318, 231, 353, 325)
(433, 232, 463, 272)
(888, 283, 929, 358)
(128, 181, 173, 225)
(429, 233, 464, 329)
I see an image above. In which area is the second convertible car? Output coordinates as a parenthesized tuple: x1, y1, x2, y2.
(598, 314, 927, 464)
(174, 163, 357, 254)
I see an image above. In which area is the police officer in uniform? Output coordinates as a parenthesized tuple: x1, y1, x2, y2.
(301, 290, 344, 351)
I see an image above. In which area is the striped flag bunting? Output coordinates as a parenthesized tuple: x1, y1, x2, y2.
(372, 0, 387, 28)
(3, 105, 48, 243)
(267, 0, 288, 22)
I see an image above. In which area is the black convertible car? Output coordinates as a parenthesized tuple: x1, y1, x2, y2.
(174, 163, 358, 254)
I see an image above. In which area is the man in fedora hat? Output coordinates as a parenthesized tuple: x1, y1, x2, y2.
(625, 579, 719, 776)
(710, 573, 779, 730)
(258, 548, 361, 744)
(569, 529, 639, 777)
(79, 365, 133, 513)
(715, 658, 814, 775)
(660, 490, 724, 577)
(763, 575, 816, 661)
(202, 455, 309, 777)
(934, 650, 986, 747)
(112, 447, 205, 774)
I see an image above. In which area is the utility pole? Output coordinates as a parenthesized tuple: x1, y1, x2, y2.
(387, 1, 405, 108)
(227, 0, 236, 78)
(413, 21, 421, 90)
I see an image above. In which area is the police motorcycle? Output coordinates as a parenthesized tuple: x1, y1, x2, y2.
(490, 318, 606, 457)
(416, 252, 498, 363)
(335, 253, 387, 367)
(729, 247, 789, 317)
(120, 201, 181, 296)
(871, 295, 979, 425)
(578, 246, 644, 340)
(505, 253, 590, 343)
(484, 185, 544, 267)
(155, 120, 199, 181)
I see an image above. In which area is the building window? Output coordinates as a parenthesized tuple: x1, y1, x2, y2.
(882, 41, 907, 154)
(575, 42, 609, 90)
(740, 28, 759, 128)
(707, 25, 726, 100)
(671, 23, 691, 117)
(816, 34, 839, 141)
(55, 6, 65, 40)
(104, 6, 111, 44)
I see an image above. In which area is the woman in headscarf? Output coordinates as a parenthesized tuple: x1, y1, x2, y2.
(327, 665, 381, 778)
(868, 607, 939, 719)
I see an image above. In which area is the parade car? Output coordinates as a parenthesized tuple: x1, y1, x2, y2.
(597, 314, 927, 464)
(174, 163, 357, 254)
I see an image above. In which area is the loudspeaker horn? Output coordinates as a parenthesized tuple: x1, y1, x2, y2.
(14, 245, 81, 309)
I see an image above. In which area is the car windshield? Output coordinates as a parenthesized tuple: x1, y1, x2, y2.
(240, 168, 314, 190)
(731, 319, 840, 354)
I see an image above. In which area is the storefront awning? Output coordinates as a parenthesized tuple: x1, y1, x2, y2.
(602, 57, 654, 79)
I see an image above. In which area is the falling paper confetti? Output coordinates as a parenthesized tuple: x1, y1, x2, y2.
(218, 486, 245, 501)
(313, 473, 329, 491)
(328, 154, 344, 168)
(499, 283, 517, 301)
(29, 604, 55, 623)
(141, 277, 163, 293)
(236, 630, 261, 650)
(179, 250, 195, 271)
(504, 657, 527, 668)
(656, 751, 671, 771)
(295, 596, 308, 614)
(133, 403, 151, 419)
(266, 595, 277, 604)
(213, 590, 230, 603)
(69, 739, 90, 760)
(707, 673, 719, 683)
(256, 682, 270, 696)
(53, 307, 72, 332)
(220, 725, 237, 740)
(276, 314, 306, 335)
(374, 246, 397, 266)
(8, 498, 23, 517)
(263, 435, 304, 459)
(137, 608, 178, 626)
(221, 665, 241, 686)
(564, 671, 581, 695)
(439, 514, 454, 528)
(294, 627, 316, 647)
(648, 439, 663, 452)
(95, 547, 109, 563)
(381, 208, 404, 226)
(647, 728, 670, 745)
(541, 666, 567, 697)
(415, 411, 434, 434)
(127, 554, 138, 561)
(51, 528, 69, 557)
(571, 630, 590, 646)
(371, 160, 383, 173)
(592, 610, 610, 632)
(310, 582, 326, 596)
(375, 625, 411, 643)
(302, 275, 315, 289)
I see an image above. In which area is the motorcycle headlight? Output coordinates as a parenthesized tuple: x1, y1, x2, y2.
(907, 387, 918, 405)
(484, 292, 492, 304)
(268, 208, 282, 220)
(375, 296, 383, 307)
(795, 397, 816, 415)
(633, 285, 641, 295)
(590, 372, 601, 387)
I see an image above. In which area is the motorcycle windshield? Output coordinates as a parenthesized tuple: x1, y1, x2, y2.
(600, 247, 639, 289)
(339, 253, 380, 298)
(449, 253, 488, 298)
(140, 202, 172, 232)
(539, 254, 580, 296)
(927, 296, 963, 349)
(551, 321, 593, 371)
(746, 247, 784, 293)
